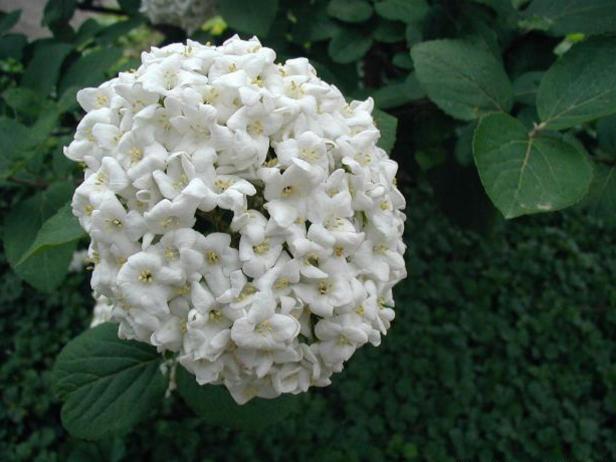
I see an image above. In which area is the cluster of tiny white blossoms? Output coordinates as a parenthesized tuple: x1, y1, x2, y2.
(65, 36, 406, 404)
(140, 0, 216, 33)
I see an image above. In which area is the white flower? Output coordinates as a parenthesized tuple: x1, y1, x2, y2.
(72, 36, 406, 404)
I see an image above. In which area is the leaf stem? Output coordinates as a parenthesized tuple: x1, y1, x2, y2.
(529, 121, 547, 138)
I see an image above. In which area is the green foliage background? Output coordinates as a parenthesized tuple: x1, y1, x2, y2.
(3, 182, 616, 461)
(2, 0, 616, 460)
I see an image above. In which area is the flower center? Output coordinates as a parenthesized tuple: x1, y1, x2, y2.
(109, 218, 123, 228)
(248, 120, 264, 136)
(236, 283, 257, 301)
(138, 270, 153, 283)
(129, 147, 143, 163)
(164, 247, 179, 261)
(318, 280, 331, 295)
(256, 320, 273, 335)
(208, 309, 223, 322)
(214, 178, 232, 192)
(95, 94, 109, 107)
(161, 216, 179, 229)
(207, 251, 219, 264)
(253, 240, 270, 255)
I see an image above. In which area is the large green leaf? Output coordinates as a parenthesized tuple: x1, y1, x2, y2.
(328, 28, 373, 64)
(218, 0, 279, 36)
(52, 323, 167, 440)
(19, 202, 85, 264)
(523, 0, 616, 36)
(473, 113, 592, 218)
(59, 46, 122, 96)
(373, 109, 398, 153)
(21, 41, 73, 96)
(537, 37, 616, 130)
(176, 366, 299, 431)
(327, 0, 372, 23)
(3, 183, 75, 291)
(374, 0, 429, 24)
(411, 39, 513, 120)
(583, 163, 616, 225)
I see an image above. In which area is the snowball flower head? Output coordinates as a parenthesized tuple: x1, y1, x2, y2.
(66, 36, 407, 404)
(140, 0, 216, 33)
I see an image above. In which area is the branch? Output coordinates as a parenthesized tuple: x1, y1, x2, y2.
(77, 1, 123, 15)
(7, 176, 49, 188)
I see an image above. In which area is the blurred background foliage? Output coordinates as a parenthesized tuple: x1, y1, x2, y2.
(1, 0, 616, 460)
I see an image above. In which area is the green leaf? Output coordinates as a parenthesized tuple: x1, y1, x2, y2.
(218, 0, 279, 36)
(59, 46, 123, 96)
(19, 203, 85, 264)
(21, 41, 73, 96)
(392, 51, 413, 69)
(523, 0, 616, 36)
(43, 0, 77, 27)
(96, 17, 143, 45)
(3, 183, 75, 291)
(67, 438, 125, 462)
(328, 28, 372, 64)
(291, 2, 339, 43)
(512, 71, 543, 105)
(0, 10, 21, 35)
(537, 37, 616, 130)
(327, 0, 372, 23)
(52, 323, 167, 440)
(0, 116, 42, 177)
(473, 113, 592, 218)
(2, 87, 46, 120)
(583, 163, 616, 225)
(411, 39, 513, 121)
(176, 366, 299, 431)
(373, 109, 398, 153)
(117, 0, 141, 15)
(597, 114, 616, 156)
(0, 33, 27, 60)
(374, 0, 429, 24)
(373, 20, 405, 43)
(372, 74, 425, 109)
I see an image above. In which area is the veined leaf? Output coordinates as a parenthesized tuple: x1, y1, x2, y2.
(473, 113, 592, 218)
(52, 323, 167, 440)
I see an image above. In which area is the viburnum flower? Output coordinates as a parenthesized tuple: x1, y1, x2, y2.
(139, 0, 216, 33)
(67, 36, 407, 404)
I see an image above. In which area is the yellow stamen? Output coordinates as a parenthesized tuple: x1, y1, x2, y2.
(138, 270, 153, 283)
(253, 240, 270, 255)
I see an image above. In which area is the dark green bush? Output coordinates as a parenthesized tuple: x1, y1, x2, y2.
(3, 181, 616, 461)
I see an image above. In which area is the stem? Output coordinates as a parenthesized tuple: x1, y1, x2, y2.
(529, 121, 546, 138)
(7, 176, 49, 188)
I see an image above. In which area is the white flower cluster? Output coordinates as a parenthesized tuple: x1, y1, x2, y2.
(65, 36, 406, 404)
(140, 0, 216, 33)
